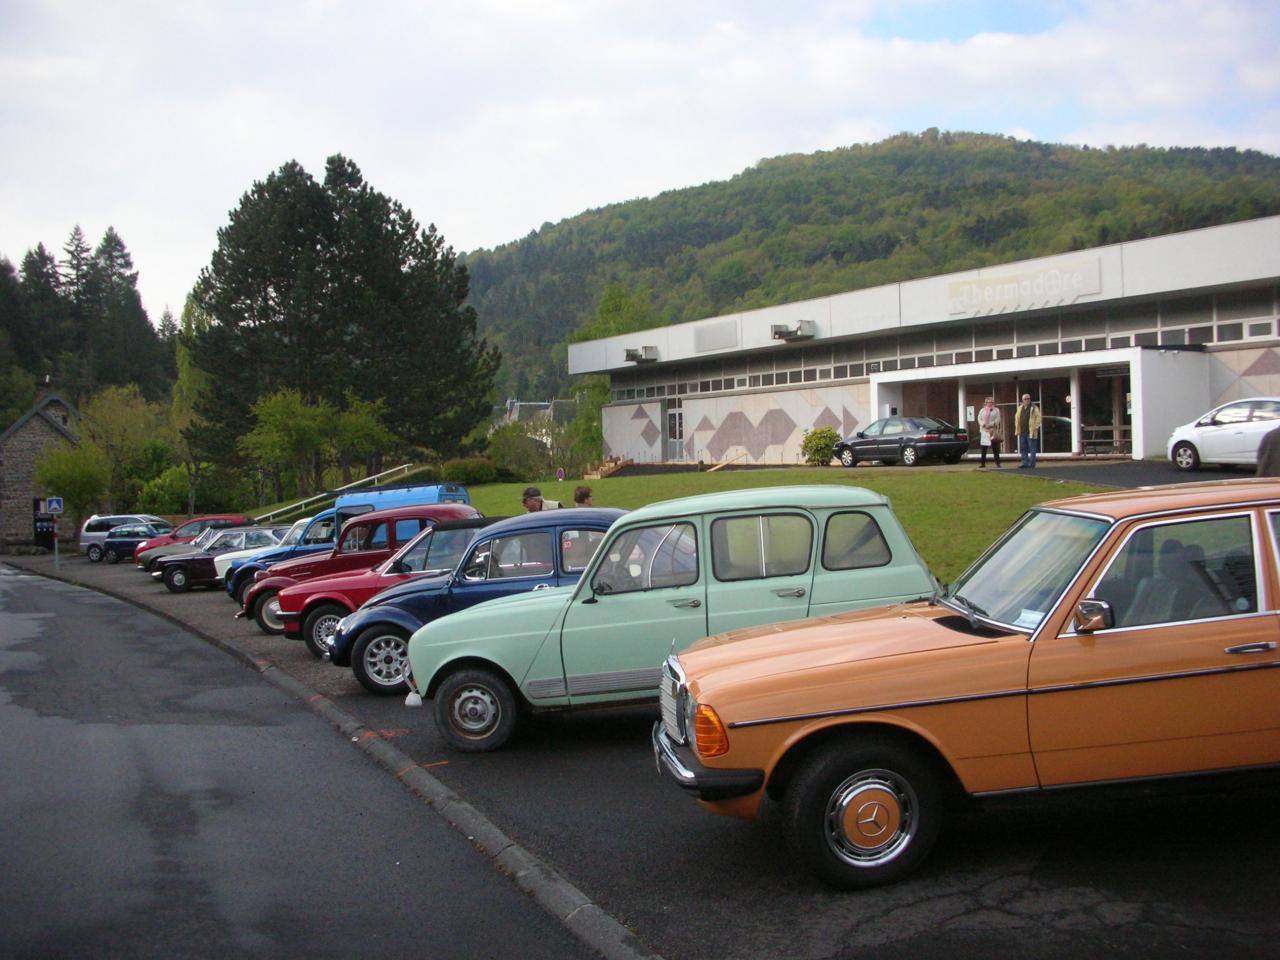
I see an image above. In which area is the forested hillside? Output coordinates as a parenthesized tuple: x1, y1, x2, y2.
(464, 130, 1280, 398)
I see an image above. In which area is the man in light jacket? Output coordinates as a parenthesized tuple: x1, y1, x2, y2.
(1015, 393, 1042, 469)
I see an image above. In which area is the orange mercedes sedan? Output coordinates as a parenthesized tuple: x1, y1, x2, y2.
(654, 478, 1280, 888)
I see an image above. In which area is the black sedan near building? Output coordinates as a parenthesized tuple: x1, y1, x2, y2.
(833, 416, 969, 467)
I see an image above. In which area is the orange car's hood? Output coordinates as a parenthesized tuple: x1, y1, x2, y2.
(682, 603, 1006, 692)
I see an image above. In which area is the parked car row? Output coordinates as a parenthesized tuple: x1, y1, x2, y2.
(76, 478, 1280, 890)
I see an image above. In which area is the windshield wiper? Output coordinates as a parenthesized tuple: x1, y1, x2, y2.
(950, 594, 989, 630)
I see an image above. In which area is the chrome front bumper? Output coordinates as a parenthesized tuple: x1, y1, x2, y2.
(651, 722, 764, 801)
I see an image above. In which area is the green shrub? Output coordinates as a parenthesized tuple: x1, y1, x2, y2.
(801, 427, 841, 466)
(441, 457, 498, 485)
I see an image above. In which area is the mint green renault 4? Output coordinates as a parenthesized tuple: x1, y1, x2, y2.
(404, 486, 935, 751)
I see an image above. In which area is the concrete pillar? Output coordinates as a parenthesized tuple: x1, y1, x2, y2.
(1069, 367, 1082, 455)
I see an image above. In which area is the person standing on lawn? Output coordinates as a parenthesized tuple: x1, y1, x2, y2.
(977, 397, 1002, 469)
(1015, 393, 1042, 469)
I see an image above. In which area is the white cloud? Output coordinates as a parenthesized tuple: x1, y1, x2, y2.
(1, 0, 1276, 319)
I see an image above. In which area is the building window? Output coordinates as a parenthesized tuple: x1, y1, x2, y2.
(954, 351, 972, 363)
(749, 375, 761, 387)
(1085, 337, 1107, 351)
(936, 353, 953, 365)
(1161, 329, 1186, 346)
(917, 355, 935, 368)
(1110, 336, 1131, 348)
(849, 363, 865, 377)
(881, 359, 899, 372)
(789, 370, 803, 384)
(1217, 322, 1244, 342)
(1061, 340, 1083, 353)
(899, 357, 916, 370)
(803, 368, 818, 382)
(1017, 345, 1036, 358)
(996, 348, 1013, 360)
(1188, 326, 1213, 344)
(833, 364, 848, 379)
(818, 368, 832, 380)
(1248, 321, 1273, 338)
(699, 380, 711, 392)
(973, 349, 992, 363)
(1134, 332, 1158, 346)
(761, 373, 774, 386)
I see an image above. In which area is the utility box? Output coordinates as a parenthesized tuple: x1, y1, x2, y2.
(32, 498, 55, 550)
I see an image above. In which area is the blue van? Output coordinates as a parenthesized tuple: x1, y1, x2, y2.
(333, 483, 470, 529)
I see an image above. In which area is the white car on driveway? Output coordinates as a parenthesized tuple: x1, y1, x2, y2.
(1167, 397, 1280, 471)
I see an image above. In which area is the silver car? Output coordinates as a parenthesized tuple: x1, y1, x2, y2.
(79, 513, 170, 561)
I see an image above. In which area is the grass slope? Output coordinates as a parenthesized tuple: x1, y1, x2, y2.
(467, 467, 1104, 584)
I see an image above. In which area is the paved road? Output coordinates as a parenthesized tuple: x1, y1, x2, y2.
(0, 568, 597, 960)
(6, 548, 1280, 960)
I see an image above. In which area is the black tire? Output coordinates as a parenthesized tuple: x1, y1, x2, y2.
(234, 577, 252, 608)
(351, 626, 411, 695)
(163, 566, 191, 593)
(782, 737, 943, 889)
(433, 667, 518, 752)
(87, 543, 103, 563)
(943, 452, 962, 465)
(252, 590, 284, 635)
(839, 448, 856, 468)
(104, 548, 119, 564)
(302, 603, 346, 659)
(1172, 441, 1200, 472)
(900, 445, 920, 467)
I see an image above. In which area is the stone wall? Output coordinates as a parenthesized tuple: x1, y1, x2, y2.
(0, 400, 73, 544)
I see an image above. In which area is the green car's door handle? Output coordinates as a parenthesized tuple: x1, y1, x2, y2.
(773, 587, 806, 598)
(669, 598, 701, 608)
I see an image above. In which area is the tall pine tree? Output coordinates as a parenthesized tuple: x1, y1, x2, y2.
(191, 155, 499, 461)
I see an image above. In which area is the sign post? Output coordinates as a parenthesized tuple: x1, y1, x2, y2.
(46, 497, 63, 568)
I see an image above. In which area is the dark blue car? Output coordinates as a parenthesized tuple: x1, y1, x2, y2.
(330, 507, 625, 695)
(101, 521, 174, 564)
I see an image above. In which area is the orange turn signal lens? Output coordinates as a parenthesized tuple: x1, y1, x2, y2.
(694, 704, 730, 758)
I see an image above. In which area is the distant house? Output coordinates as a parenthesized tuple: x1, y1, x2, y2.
(0, 390, 78, 544)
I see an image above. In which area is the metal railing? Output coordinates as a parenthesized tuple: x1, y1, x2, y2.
(252, 462, 418, 523)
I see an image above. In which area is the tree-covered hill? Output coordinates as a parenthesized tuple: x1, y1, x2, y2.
(463, 130, 1280, 398)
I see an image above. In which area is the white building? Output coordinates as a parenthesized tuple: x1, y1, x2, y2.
(568, 216, 1280, 464)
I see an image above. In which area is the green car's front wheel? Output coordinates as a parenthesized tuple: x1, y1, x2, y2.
(433, 668, 518, 752)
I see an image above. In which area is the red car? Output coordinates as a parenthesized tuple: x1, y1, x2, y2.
(240, 502, 481, 639)
(132, 513, 255, 563)
(276, 517, 494, 657)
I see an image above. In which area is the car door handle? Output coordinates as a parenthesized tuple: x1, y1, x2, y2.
(773, 587, 806, 598)
(1224, 641, 1277, 654)
(531, 583, 552, 591)
(669, 598, 701, 608)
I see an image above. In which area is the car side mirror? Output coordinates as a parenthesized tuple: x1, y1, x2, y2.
(856, 432, 865, 439)
(388, 559, 407, 574)
(1073, 599, 1114, 633)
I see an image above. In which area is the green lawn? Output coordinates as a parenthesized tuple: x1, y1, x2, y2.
(467, 468, 1106, 584)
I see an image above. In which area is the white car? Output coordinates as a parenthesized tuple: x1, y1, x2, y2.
(213, 523, 298, 578)
(1167, 397, 1280, 471)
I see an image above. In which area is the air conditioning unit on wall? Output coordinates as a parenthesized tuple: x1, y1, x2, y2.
(624, 345, 659, 363)
(770, 319, 816, 342)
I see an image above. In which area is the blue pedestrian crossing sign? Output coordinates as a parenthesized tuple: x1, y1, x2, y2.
(45, 497, 63, 514)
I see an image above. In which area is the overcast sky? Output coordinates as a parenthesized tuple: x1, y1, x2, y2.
(3, 0, 1278, 321)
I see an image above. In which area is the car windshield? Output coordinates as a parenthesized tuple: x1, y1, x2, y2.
(207, 530, 241, 551)
(387, 526, 479, 575)
(278, 519, 308, 547)
(190, 528, 217, 549)
(947, 510, 1110, 632)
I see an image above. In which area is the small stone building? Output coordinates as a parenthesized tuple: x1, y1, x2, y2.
(0, 391, 78, 544)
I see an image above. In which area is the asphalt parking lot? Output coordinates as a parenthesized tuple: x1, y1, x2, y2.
(8, 543, 1279, 960)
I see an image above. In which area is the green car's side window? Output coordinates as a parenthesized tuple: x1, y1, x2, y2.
(822, 511, 892, 571)
(711, 514, 813, 581)
(591, 523, 698, 595)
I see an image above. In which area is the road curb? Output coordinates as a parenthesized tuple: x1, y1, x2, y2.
(4, 559, 662, 960)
